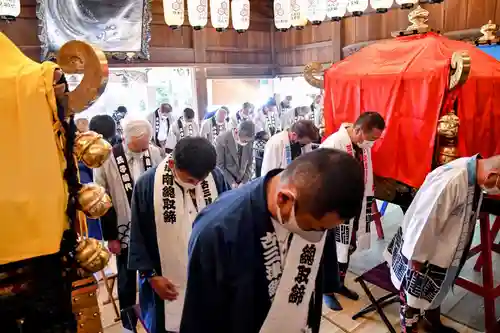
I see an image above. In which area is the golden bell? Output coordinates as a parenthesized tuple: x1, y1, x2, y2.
(75, 237, 110, 272)
(77, 183, 112, 218)
(438, 146, 459, 165)
(74, 131, 112, 168)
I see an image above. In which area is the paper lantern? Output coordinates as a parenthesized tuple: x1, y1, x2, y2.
(370, 0, 393, 13)
(347, 0, 368, 16)
(307, 0, 327, 25)
(231, 0, 250, 33)
(210, 0, 230, 31)
(291, 0, 307, 29)
(274, 0, 291, 32)
(326, 0, 347, 21)
(163, 0, 185, 28)
(0, 0, 20, 20)
(395, 0, 417, 9)
(188, 0, 208, 29)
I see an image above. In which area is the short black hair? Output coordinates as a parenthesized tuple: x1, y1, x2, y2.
(173, 137, 217, 179)
(281, 148, 364, 220)
(238, 120, 255, 138)
(290, 120, 319, 141)
(255, 130, 269, 141)
(89, 115, 117, 142)
(183, 108, 195, 120)
(354, 111, 385, 132)
(243, 102, 252, 109)
(117, 106, 127, 113)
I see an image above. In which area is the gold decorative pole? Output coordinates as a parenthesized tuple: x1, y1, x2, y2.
(436, 46, 471, 166)
(303, 62, 326, 136)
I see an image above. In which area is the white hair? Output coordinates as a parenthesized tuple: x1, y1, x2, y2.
(122, 115, 152, 143)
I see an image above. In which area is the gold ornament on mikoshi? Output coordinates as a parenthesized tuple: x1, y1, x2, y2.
(304, 62, 324, 89)
(391, 5, 430, 37)
(437, 112, 460, 165)
(75, 238, 111, 273)
(56, 40, 109, 116)
(77, 183, 112, 219)
(477, 20, 500, 45)
(449, 51, 471, 90)
(74, 131, 112, 169)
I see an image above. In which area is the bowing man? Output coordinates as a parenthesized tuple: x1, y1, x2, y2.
(147, 103, 174, 154)
(215, 120, 255, 189)
(128, 137, 231, 333)
(230, 102, 253, 129)
(253, 100, 281, 136)
(181, 148, 365, 333)
(261, 120, 319, 176)
(384, 155, 500, 333)
(320, 111, 385, 311)
(166, 108, 200, 150)
(94, 116, 163, 332)
(200, 106, 230, 145)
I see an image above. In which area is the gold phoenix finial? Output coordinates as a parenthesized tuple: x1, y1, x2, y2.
(407, 5, 429, 31)
(477, 20, 499, 44)
(391, 5, 430, 37)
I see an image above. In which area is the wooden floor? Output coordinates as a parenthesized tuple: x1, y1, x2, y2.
(98, 271, 481, 333)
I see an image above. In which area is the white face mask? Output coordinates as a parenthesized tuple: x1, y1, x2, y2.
(358, 140, 375, 149)
(481, 174, 500, 195)
(173, 170, 197, 190)
(275, 195, 324, 243)
(176, 178, 196, 190)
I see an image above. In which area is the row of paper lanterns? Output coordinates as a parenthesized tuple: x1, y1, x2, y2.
(274, 0, 442, 31)
(164, 0, 250, 32)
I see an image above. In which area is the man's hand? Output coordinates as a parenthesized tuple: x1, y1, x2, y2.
(107, 240, 121, 255)
(149, 276, 179, 301)
(231, 183, 238, 189)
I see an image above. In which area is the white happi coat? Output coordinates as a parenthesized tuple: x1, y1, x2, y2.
(153, 157, 219, 331)
(253, 110, 281, 135)
(260, 130, 313, 176)
(166, 117, 200, 150)
(383, 155, 483, 310)
(320, 124, 374, 261)
(200, 115, 230, 145)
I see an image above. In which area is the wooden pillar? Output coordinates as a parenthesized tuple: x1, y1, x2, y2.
(332, 21, 343, 62)
(195, 67, 208, 121)
(192, 29, 208, 120)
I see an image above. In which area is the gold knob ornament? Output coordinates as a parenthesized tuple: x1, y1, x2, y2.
(74, 131, 112, 168)
(74, 237, 111, 273)
(77, 183, 112, 218)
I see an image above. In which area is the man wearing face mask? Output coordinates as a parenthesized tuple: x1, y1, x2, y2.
(215, 120, 255, 188)
(200, 106, 230, 145)
(128, 137, 231, 333)
(320, 111, 385, 310)
(180, 149, 365, 333)
(261, 120, 319, 176)
(148, 103, 174, 154)
(94, 116, 163, 333)
(384, 154, 500, 333)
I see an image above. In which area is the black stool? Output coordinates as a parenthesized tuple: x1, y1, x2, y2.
(351, 262, 399, 333)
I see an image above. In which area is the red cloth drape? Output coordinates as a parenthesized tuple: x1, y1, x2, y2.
(324, 33, 500, 188)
